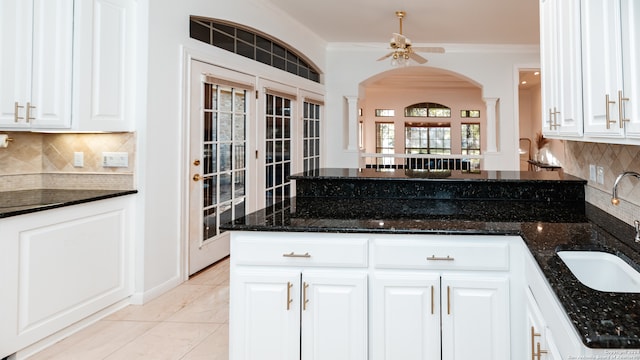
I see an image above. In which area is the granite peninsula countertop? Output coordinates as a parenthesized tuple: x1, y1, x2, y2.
(223, 198, 640, 349)
(0, 189, 137, 218)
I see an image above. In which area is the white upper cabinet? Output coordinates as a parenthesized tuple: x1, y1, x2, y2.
(582, 0, 640, 141)
(0, 0, 74, 130)
(73, 0, 136, 132)
(540, 0, 583, 138)
(0, 0, 135, 132)
(620, 0, 640, 138)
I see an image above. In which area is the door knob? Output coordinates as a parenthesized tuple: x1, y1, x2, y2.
(193, 159, 200, 166)
(193, 174, 202, 181)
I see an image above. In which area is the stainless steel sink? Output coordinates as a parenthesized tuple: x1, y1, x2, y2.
(557, 251, 640, 293)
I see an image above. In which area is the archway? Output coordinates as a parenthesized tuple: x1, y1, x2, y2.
(357, 66, 490, 169)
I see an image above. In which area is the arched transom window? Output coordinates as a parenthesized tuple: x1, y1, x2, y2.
(189, 16, 321, 83)
(405, 102, 451, 118)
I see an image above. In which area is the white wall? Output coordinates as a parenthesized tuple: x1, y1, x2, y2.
(136, 0, 327, 301)
(325, 45, 540, 170)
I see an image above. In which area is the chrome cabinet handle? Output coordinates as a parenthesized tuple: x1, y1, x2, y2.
(14, 102, 24, 123)
(286, 281, 293, 310)
(447, 285, 451, 315)
(302, 282, 309, 311)
(606, 94, 617, 129)
(427, 255, 454, 261)
(531, 326, 540, 360)
(619, 90, 630, 128)
(431, 285, 435, 315)
(536, 342, 548, 360)
(282, 252, 311, 258)
(553, 108, 560, 129)
(26, 102, 35, 123)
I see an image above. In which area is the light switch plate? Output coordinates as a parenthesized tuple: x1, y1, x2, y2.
(596, 166, 605, 184)
(589, 164, 596, 182)
(73, 152, 84, 167)
(102, 152, 129, 167)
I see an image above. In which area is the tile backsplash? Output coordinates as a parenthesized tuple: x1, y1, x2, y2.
(563, 141, 640, 226)
(0, 132, 135, 191)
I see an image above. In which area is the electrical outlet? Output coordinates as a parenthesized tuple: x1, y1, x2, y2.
(73, 152, 84, 167)
(589, 164, 596, 182)
(597, 166, 605, 185)
(102, 152, 129, 167)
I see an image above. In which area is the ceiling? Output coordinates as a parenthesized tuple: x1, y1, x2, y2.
(266, 0, 540, 90)
(266, 0, 540, 45)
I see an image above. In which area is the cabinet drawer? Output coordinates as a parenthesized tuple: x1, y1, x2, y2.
(373, 236, 510, 271)
(232, 233, 368, 267)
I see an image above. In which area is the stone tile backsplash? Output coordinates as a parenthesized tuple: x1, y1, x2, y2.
(563, 141, 640, 226)
(0, 132, 135, 191)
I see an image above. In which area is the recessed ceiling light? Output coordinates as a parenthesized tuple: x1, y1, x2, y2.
(534, 71, 540, 76)
(521, 80, 527, 85)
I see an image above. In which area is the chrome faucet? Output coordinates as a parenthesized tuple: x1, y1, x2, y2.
(611, 171, 640, 205)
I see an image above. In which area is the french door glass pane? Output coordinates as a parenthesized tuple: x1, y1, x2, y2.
(201, 83, 247, 239)
(303, 101, 321, 172)
(265, 93, 293, 206)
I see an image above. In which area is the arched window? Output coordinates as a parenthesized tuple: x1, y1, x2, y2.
(404, 102, 451, 118)
(189, 17, 321, 83)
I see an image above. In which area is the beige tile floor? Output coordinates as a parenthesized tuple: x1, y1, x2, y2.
(28, 257, 230, 360)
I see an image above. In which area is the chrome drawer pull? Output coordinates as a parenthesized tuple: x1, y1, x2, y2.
(283, 251, 311, 258)
(427, 255, 454, 261)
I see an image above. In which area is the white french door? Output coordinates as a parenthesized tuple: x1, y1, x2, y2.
(188, 60, 254, 275)
(264, 91, 294, 206)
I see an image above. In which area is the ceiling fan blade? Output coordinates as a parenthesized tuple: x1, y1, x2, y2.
(411, 46, 446, 54)
(391, 33, 407, 48)
(377, 52, 394, 61)
(408, 52, 428, 64)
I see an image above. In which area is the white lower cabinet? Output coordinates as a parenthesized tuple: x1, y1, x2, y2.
(0, 196, 133, 358)
(441, 275, 510, 360)
(372, 273, 441, 359)
(229, 233, 518, 360)
(232, 269, 367, 360)
(372, 272, 510, 360)
(229, 232, 368, 360)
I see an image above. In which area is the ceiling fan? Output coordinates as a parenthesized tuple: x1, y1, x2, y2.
(378, 11, 445, 66)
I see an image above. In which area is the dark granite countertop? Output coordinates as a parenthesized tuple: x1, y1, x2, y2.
(222, 198, 640, 349)
(0, 189, 137, 218)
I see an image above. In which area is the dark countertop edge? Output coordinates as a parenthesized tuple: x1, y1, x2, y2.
(290, 176, 588, 184)
(221, 203, 640, 350)
(289, 168, 587, 183)
(0, 190, 138, 219)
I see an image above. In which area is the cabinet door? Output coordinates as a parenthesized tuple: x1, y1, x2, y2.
(29, 0, 74, 129)
(371, 272, 440, 360)
(555, 0, 583, 136)
(73, 0, 135, 131)
(540, 0, 583, 137)
(441, 274, 510, 360)
(582, 0, 626, 138)
(526, 288, 550, 360)
(539, 0, 558, 136)
(0, 0, 31, 128)
(230, 269, 300, 360)
(0, 197, 133, 358)
(302, 271, 368, 360)
(620, 0, 640, 138)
